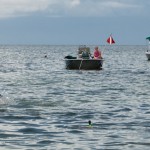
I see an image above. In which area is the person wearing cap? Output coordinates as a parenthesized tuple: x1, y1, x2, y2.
(93, 46, 102, 59)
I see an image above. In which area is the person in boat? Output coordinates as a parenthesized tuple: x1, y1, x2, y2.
(78, 46, 91, 59)
(88, 120, 92, 127)
(81, 49, 90, 59)
(93, 46, 102, 59)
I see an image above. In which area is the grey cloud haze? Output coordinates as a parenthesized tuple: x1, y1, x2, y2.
(0, 0, 149, 18)
(0, 0, 149, 45)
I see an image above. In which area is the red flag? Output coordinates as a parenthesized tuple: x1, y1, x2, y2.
(107, 35, 115, 44)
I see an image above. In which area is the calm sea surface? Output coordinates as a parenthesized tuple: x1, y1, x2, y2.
(0, 45, 150, 150)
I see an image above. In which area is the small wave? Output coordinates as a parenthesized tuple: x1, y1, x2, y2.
(0, 92, 16, 105)
(18, 127, 46, 134)
(37, 140, 56, 144)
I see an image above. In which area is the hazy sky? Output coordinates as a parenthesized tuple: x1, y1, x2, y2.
(0, 0, 150, 45)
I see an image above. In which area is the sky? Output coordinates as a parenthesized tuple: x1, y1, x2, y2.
(0, 0, 150, 45)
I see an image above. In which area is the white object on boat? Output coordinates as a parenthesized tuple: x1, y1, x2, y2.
(145, 51, 150, 60)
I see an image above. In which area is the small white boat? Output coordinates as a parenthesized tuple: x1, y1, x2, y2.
(145, 36, 150, 60)
(145, 51, 150, 60)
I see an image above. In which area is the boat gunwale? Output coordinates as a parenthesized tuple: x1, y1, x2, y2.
(64, 58, 104, 61)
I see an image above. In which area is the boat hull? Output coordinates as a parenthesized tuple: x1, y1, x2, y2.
(64, 59, 104, 70)
(146, 52, 150, 60)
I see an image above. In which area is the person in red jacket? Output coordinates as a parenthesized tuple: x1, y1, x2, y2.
(94, 46, 102, 59)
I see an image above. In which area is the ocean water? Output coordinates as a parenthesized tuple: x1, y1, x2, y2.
(0, 45, 150, 150)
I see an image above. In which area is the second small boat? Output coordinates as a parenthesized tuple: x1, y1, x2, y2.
(145, 36, 150, 60)
(146, 51, 150, 60)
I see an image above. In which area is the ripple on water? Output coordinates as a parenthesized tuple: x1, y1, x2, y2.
(1, 45, 150, 149)
(18, 127, 47, 134)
